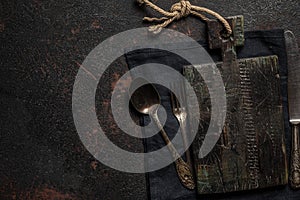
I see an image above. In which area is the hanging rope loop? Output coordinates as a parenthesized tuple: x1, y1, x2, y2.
(137, 0, 232, 35)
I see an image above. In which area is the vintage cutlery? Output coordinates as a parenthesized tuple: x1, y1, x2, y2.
(170, 82, 192, 170)
(130, 78, 195, 190)
(285, 30, 300, 189)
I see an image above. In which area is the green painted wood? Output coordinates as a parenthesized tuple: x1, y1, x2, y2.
(184, 55, 288, 194)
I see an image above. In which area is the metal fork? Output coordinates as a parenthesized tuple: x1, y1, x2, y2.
(170, 82, 192, 169)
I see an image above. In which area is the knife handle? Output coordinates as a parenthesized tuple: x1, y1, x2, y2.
(290, 124, 300, 189)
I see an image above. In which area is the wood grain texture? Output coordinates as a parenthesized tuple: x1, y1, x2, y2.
(184, 55, 288, 194)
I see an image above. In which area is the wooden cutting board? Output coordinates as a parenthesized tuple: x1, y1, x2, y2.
(184, 55, 288, 194)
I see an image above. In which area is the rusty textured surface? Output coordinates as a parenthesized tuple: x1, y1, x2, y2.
(0, 0, 300, 199)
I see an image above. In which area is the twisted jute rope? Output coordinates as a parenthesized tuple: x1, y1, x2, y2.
(137, 0, 232, 35)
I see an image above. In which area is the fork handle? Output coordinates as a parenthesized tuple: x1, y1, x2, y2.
(178, 120, 193, 170)
(150, 111, 195, 190)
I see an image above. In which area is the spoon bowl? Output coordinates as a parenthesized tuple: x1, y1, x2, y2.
(130, 79, 160, 115)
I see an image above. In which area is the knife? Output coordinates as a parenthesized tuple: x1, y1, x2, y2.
(285, 30, 300, 189)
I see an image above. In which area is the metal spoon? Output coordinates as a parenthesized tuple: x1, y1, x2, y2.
(130, 78, 195, 190)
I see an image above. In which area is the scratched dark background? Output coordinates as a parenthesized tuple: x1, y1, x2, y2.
(0, 0, 300, 199)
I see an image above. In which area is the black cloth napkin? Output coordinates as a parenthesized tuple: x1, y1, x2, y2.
(126, 29, 300, 200)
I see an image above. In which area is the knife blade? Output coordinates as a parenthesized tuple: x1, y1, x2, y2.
(285, 30, 300, 189)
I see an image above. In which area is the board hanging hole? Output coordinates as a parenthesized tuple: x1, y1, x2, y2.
(220, 28, 231, 40)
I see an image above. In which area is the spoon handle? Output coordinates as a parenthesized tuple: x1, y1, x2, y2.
(151, 111, 195, 190)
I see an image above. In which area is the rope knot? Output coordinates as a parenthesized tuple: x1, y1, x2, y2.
(138, 0, 232, 35)
(170, 0, 192, 19)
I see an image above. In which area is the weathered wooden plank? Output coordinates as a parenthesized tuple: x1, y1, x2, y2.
(183, 55, 288, 194)
(207, 15, 245, 50)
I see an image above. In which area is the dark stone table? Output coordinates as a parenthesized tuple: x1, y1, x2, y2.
(1, 0, 299, 199)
